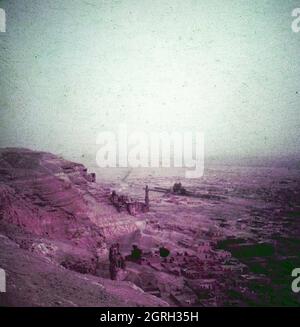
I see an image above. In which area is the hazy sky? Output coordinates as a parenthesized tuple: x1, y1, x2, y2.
(0, 0, 299, 159)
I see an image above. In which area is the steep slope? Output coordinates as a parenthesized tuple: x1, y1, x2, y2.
(0, 232, 167, 307)
(0, 148, 166, 306)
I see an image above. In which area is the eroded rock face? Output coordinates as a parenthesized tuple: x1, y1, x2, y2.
(0, 148, 167, 307)
(0, 148, 105, 254)
(0, 148, 139, 244)
(0, 148, 137, 271)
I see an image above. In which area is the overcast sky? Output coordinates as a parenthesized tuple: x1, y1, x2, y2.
(0, 0, 299, 159)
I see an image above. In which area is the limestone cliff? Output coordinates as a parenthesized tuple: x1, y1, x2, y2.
(0, 148, 167, 307)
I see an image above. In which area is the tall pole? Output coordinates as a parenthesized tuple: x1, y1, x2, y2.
(145, 185, 149, 207)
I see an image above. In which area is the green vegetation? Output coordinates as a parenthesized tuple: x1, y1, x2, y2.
(131, 245, 142, 260)
(159, 246, 170, 258)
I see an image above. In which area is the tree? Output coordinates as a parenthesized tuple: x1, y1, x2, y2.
(159, 246, 170, 258)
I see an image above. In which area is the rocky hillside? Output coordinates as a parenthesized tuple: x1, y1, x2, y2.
(0, 148, 167, 306)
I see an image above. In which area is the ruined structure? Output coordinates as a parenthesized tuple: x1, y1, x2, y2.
(109, 185, 150, 216)
(151, 183, 224, 200)
(172, 182, 187, 195)
(109, 243, 126, 280)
